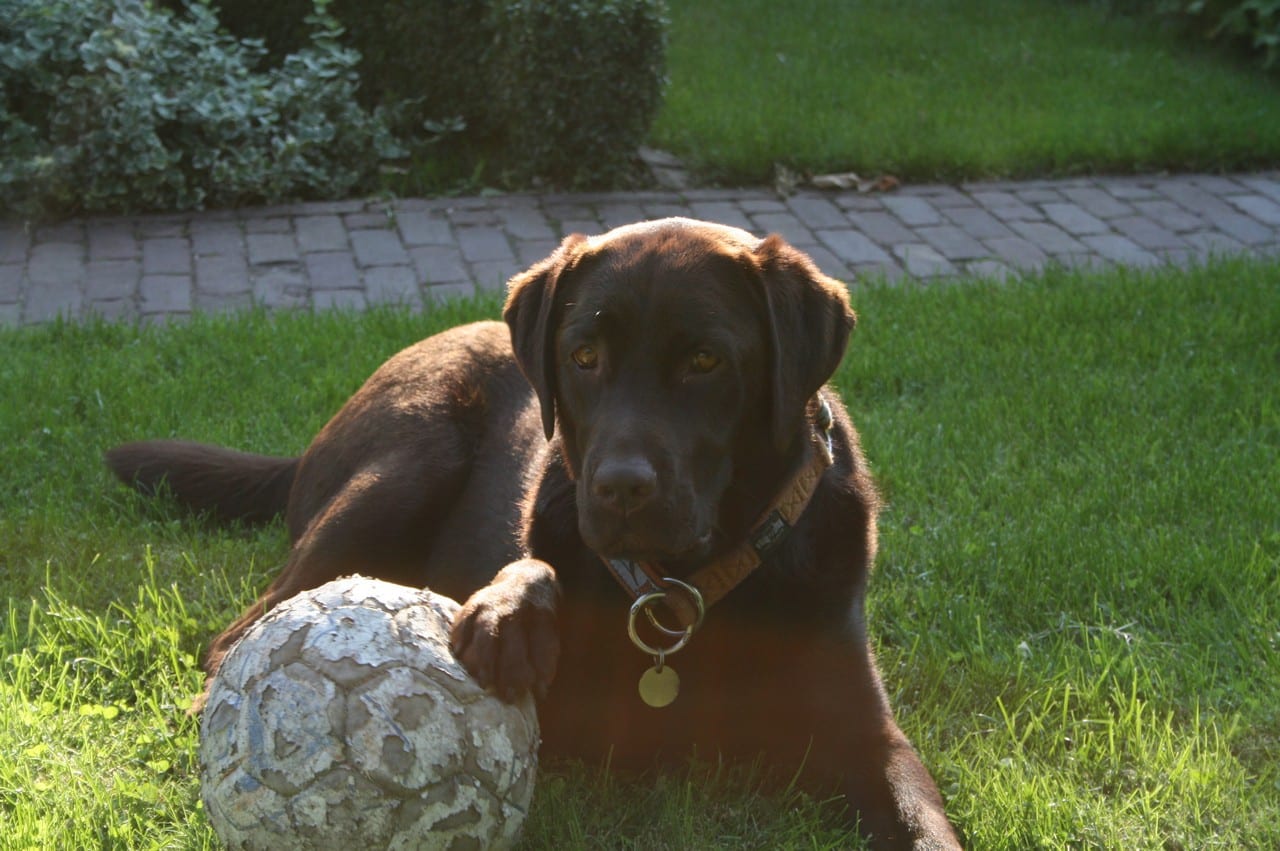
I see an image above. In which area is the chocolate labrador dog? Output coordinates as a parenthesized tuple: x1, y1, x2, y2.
(107, 218, 961, 849)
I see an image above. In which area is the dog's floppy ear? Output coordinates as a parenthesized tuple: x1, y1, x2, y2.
(750, 235, 856, 451)
(504, 234, 589, 439)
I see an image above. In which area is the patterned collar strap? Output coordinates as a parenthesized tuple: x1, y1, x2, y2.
(601, 398, 835, 626)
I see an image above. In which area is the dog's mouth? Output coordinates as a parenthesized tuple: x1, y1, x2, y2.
(583, 525, 716, 570)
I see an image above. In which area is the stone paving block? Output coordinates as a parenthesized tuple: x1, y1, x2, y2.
(344, 212, 393, 229)
(852, 260, 905, 285)
(449, 208, 502, 227)
(984, 236, 1050, 270)
(1015, 188, 1064, 204)
(0, 224, 28, 265)
(456, 227, 514, 264)
(1155, 181, 1237, 219)
(641, 202, 695, 220)
(242, 216, 292, 234)
(1190, 175, 1247, 195)
(313, 288, 368, 312)
(0, 300, 22, 326)
(295, 215, 349, 253)
(556, 218, 604, 237)
(190, 222, 244, 257)
(917, 225, 987, 261)
(1205, 210, 1273, 246)
(1008, 221, 1085, 255)
(816, 228, 891, 265)
(394, 211, 453, 247)
(1109, 216, 1187, 251)
(833, 194, 889, 212)
(752, 212, 818, 246)
(424, 281, 476, 306)
(797, 244, 852, 282)
(941, 206, 1014, 241)
(29, 242, 85, 286)
(788, 196, 848, 229)
(1238, 175, 1280, 202)
(471, 259, 522, 292)
(1184, 230, 1246, 258)
(1060, 186, 1133, 219)
(738, 198, 787, 214)
(86, 259, 140, 301)
(597, 203, 649, 230)
(882, 195, 944, 227)
(969, 191, 1040, 221)
(195, 291, 255, 313)
(1042, 203, 1109, 236)
(516, 239, 558, 267)
(253, 267, 308, 310)
(964, 259, 1015, 281)
(35, 222, 84, 244)
(196, 254, 251, 295)
(351, 228, 410, 267)
(1081, 234, 1159, 267)
(1132, 200, 1203, 233)
(1229, 194, 1280, 227)
(89, 224, 138, 260)
(410, 245, 470, 284)
(86, 298, 137, 322)
(845, 211, 915, 247)
(499, 207, 556, 242)
(363, 266, 421, 308)
(1098, 179, 1162, 200)
(139, 274, 192, 315)
(0, 264, 22, 301)
(687, 201, 754, 232)
(894, 243, 955, 278)
(26, 279, 84, 323)
(247, 232, 298, 266)
(142, 237, 191, 275)
(303, 252, 360, 291)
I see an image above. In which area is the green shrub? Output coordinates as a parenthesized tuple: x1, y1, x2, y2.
(1093, 0, 1280, 67)
(0, 0, 405, 218)
(200, 0, 669, 189)
(487, 0, 668, 186)
(202, 0, 493, 136)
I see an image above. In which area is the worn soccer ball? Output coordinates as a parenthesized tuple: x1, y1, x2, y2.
(199, 576, 539, 850)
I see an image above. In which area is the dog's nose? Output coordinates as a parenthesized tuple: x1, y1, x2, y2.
(591, 457, 658, 515)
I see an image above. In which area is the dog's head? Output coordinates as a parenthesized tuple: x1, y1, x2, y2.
(504, 218, 854, 564)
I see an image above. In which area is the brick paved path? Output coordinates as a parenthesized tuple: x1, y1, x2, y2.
(3, 172, 1278, 327)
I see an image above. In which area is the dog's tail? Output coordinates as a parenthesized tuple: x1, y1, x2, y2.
(105, 440, 299, 526)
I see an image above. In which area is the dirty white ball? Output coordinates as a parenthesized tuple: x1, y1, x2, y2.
(199, 576, 539, 850)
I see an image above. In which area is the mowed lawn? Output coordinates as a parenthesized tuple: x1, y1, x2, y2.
(2, 257, 1278, 848)
(654, 0, 1280, 183)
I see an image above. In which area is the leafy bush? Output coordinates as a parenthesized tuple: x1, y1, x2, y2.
(487, 0, 668, 186)
(201, 0, 493, 137)
(0, 0, 405, 217)
(1093, 0, 1280, 67)
(201, 0, 669, 189)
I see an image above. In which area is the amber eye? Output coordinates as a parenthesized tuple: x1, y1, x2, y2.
(571, 345, 599, 369)
(690, 350, 720, 374)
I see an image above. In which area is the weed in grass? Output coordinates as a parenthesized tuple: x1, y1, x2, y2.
(2, 260, 1277, 848)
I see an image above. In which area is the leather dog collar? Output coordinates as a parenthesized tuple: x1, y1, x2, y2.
(601, 398, 835, 626)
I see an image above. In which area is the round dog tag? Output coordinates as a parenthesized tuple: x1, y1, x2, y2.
(638, 664, 679, 708)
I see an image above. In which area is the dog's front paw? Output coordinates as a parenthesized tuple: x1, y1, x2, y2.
(450, 558, 560, 702)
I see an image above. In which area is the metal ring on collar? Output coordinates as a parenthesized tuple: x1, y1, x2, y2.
(627, 578, 705, 657)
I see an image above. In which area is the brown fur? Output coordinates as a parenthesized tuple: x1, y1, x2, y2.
(106, 218, 961, 849)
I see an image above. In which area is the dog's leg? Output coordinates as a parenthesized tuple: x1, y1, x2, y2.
(449, 558, 561, 703)
(789, 633, 962, 850)
(199, 451, 465, 688)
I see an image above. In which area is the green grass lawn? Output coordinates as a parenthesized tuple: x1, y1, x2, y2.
(3, 258, 1278, 848)
(653, 0, 1280, 184)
